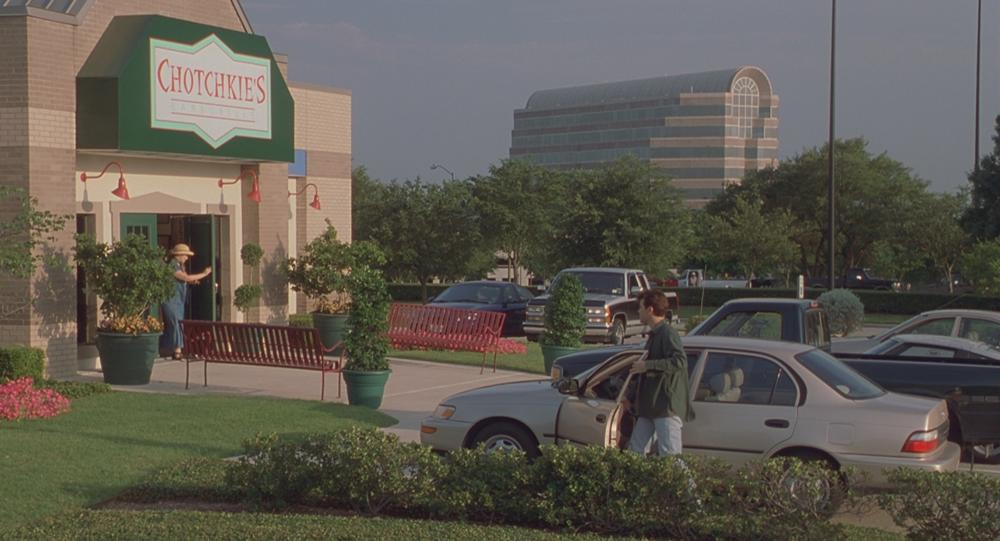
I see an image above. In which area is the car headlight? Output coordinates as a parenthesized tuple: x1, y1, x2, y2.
(586, 307, 605, 316)
(527, 305, 544, 315)
(433, 405, 456, 419)
(550, 365, 563, 381)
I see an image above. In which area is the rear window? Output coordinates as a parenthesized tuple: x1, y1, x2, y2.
(796, 349, 884, 399)
(703, 311, 782, 339)
(557, 272, 625, 296)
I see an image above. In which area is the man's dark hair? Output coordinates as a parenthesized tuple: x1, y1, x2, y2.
(638, 290, 670, 317)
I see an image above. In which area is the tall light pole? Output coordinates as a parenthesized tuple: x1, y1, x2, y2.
(975, 0, 982, 174)
(430, 163, 455, 180)
(828, 0, 837, 290)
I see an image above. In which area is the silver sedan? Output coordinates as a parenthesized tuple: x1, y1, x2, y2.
(421, 336, 960, 484)
(834, 309, 1000, 353)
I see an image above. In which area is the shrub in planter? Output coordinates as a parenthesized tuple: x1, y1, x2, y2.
(233, 242, 264, 315)
(285, 223, 353, 316)
(878, 468, 1000, 541)
(74, 234, 174, 384)
(342, 243, 393, 408)
(0, 346, 45, 383)
(540, 273, 586, 373)
(817, 289, 865, 337)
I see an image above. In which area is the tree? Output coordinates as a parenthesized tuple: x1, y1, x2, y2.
(707, 138, 930, 279)
(553, 156, 691, 276)
(964, 115, 1000, 240)
(353, 175, 492, 300)
(700, 195, 797, 284)
(915, 193, 970, 293)
(471, 160, 561, 284)
(961, 239, 1000, 295)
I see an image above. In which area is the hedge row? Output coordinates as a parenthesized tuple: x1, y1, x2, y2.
(0, 346, 44, 383)
(665, 287, 1000, 315)
(879, 468, 1000, 541)
(222, 428, 847, 540)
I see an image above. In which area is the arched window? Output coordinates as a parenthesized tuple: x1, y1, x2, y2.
(732, 77, 759, 138)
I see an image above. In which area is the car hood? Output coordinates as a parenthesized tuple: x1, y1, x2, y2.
(530, 293, 625, 305)
(429, 301, 502, 311)
(445, 379, 562, 406)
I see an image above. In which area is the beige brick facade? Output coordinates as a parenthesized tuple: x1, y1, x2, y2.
(0, 1, 352, 376)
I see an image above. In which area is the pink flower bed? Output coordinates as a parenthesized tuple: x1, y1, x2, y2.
(0, 377, 70, 422)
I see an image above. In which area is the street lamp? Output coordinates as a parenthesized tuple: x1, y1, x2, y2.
(827, 0, 837, 290)
(975, 0, 982, 173)
(430, 163, 455, 180)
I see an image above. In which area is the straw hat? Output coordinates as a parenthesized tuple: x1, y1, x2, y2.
(170, 243, 195, 257)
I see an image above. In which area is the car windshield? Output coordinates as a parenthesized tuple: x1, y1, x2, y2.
(796, 349, 885, 399)
(555, 272, 625, 296)
(434, 283, 504, 304)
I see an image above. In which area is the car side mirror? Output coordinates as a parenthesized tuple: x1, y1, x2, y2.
(555, 377, 580, 395)
(630, 286, 642, 296)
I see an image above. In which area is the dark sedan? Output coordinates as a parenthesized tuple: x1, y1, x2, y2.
(429, 281, 534, 337)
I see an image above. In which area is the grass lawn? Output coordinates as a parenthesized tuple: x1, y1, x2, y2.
(8, 509, 903, 540)
(390, 342, 608, 374)
(0, 392, 394, 531)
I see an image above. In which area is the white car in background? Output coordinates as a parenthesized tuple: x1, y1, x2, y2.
(833, 309, 1000, 353)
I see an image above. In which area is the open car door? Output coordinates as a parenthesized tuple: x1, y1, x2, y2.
(554, 350, 644, 448)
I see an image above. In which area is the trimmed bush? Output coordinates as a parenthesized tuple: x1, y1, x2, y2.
(541, 274, 586, 348)
(878, 468, 1000, 541)
(0, 346, 45, 383)
(428, 447, 534, 524)
(287, 313, 314, 328)
(818, 289, 865, 336)
(38, 380, 111, 400)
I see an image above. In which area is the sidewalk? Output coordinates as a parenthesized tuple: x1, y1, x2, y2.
(74, 356, 545, 444)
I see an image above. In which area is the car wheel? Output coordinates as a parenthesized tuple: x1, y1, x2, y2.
(776, 451, 844, 517)
(609, 318, 626, 345)
(470, 421, 539, 458)
(970, 444, 1000, 465)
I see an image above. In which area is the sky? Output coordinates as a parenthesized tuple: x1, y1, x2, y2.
(242, 0, 1000, 193)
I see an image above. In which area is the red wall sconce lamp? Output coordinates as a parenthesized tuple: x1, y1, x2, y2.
(80, 161, 130, 200)
(218, 170, 262, 203)
(288, 183, 321, 210)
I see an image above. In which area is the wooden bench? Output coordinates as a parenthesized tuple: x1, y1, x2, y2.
(386, 303, 527, 374)
(180, 320, 343, 400)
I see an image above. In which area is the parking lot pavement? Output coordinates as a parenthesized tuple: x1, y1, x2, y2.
(73, 356, 546, 444)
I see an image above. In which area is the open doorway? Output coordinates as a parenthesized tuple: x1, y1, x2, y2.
(155, 214, 222, 322)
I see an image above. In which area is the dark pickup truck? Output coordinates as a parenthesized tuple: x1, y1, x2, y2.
(808, 267, 900, 291)
(552, 298, 1000, 462)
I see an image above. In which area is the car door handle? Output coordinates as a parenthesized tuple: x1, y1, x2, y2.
(765, 419, 790, 428)
(596, 414, 607, 423)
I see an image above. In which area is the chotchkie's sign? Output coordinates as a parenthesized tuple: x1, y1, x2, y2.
(150, 35, 272, 149)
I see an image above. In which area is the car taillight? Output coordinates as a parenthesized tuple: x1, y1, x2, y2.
(901, 422, 947, 453)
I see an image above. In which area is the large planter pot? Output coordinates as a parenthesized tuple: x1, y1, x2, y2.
(96, 332, 160, 385)
(313, 312, 350, 356)
(541, 344, 579, 376)
(342, 369, 391, 409)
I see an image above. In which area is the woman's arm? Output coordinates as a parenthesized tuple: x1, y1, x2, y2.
(173, 266, 212, 284)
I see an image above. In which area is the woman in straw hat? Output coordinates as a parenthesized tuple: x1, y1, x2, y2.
(163, 243, 212, 360)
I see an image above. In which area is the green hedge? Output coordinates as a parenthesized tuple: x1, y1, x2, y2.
(220, 428, 850, 540)
(37, 380, 112, 399)
(665, 287, 1000, 315)
(878, 468, 1000, 541)
(0, 346, 45, 383)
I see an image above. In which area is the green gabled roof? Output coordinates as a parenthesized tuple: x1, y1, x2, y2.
(524, 67, 764, 111)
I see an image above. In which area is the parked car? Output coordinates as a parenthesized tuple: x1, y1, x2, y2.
(421, 336, 960, 484)
(689, 298, 831, 351)
(833, 309, 1000, 354)
(429, 280, 534, 337)
(522, 267, 678, 344)
(863, 334, 1000, 361)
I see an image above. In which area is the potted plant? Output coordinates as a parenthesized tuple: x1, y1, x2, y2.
(341, 242, 392, 408)
(540, 273, 587, 375)
(74, 234, 174, 385)
(286, 222, 353, 354)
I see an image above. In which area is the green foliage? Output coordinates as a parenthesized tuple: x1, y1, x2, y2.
(964, 115, 1000, 240)
(707, 138, 930, 277)
(239, 243, 264, 267)
(910, 193, 969, 291)
(388, 282, 454, 302)
(429, 447, 534, 523)
(685, 314, 708, 333)
(541, 274, 586, 347)
(548, 156, 690, 276)
(699, 194, 797, 280)
(353, 170, 493, 297)
(118, 457, 239, 503)
(344, 242, 391, 372)
(37, 380, 111, 399)
(285, 222, 354, 314)
(0, 186, 69, 279)
(73, 234, 174, 330)
(227, 428, 443, 514)
(878, 468, 1000, 541)
(961, 238, 1000, 295)
(0, 346, 45, 383)
(818, 289, 865, 336)
(233, 284, 262, 314)
(287, 313, 314, 327)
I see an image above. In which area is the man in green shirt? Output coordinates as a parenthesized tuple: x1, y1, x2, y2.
(628, 290, 694, 455)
